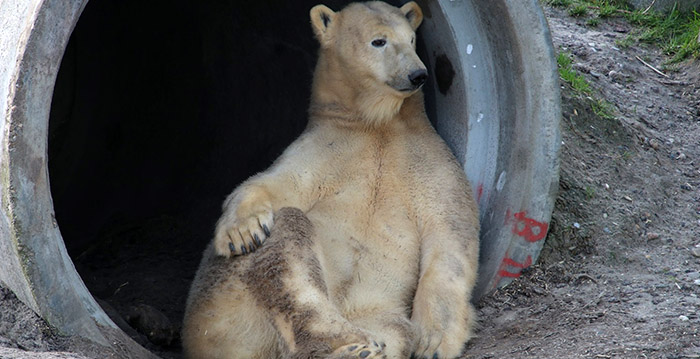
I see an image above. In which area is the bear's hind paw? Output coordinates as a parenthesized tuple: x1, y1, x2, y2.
(329, 341, 386, 359)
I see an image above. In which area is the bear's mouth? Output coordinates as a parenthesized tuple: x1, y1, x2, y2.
(389, 83, 423, 93)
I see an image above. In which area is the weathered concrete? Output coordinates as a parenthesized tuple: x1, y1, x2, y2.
(0, 0, 155, 357)
(0, 0, 560, 353)
(629, 0, 700, 11)
(421, 0, 561, 296)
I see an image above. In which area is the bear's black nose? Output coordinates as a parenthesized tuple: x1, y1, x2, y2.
(408, 69, 428, 88)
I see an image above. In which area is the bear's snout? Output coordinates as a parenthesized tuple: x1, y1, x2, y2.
(408, 69, 428, 89)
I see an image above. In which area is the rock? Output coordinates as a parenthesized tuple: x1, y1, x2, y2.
(646, 232, 660, 240)
(679, 315, 690, 321)
(126, 304, 178, 347)
(691, 247, 700, 258)
(648, 138, 661, 150)
(681, 183, 694, 191)
(608, 70, 627, 83)
(96, 299, 148, 346)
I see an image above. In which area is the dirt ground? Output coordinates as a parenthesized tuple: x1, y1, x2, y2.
(1, 5, 700, 359)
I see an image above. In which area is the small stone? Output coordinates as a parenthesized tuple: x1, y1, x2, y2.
(623, 195, 633, 202)
(603, 227, 612, 234)
(676, 152, 687, 160)
(679, 315, 690, 321)
(573, 222, 581, 229)
(646, 233, 660, 240)
(691, 247, 700, 258)
(681, 183, 694, 191)
(608, 70, 627, 82)
(695, 279, 700, 286)
(649, 138, 660, 150)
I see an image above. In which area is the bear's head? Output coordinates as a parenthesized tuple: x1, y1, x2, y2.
(310, 1, 427, 125)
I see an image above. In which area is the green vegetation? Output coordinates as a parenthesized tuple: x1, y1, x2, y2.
(543, 0, 700, 63)
(628, 8, 700, 62)
(584, 186, 596, 199)
(557, 52, 591, 94)
(557, 51, 617, 120)
(569, 3, 589, 17)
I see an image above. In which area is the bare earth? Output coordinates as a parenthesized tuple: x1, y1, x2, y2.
(1, 5, 699, 359)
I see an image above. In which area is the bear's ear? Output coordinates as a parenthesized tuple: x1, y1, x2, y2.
(310, 5, 336, 44)
(400, 2, 423, 31)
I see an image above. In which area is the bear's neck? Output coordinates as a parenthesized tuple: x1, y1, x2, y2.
(309, 53, 407, 127)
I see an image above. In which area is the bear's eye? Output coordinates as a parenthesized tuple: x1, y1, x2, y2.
(371, 39, 386, 48)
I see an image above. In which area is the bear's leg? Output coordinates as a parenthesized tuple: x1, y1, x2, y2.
(244, 208, 385, 359)
(182, 250, 283, 359)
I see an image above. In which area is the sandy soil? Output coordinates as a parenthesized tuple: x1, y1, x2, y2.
(1, 5, 699, 359)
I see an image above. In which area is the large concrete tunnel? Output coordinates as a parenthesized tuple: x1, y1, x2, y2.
(0, 0, 560, 356)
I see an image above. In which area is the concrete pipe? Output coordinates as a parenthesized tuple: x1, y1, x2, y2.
(0, 0, 560, 354)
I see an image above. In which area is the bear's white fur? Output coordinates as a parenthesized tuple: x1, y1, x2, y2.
(182, 2, 479, 358)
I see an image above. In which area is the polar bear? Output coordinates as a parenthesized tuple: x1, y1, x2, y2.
(182, 2, 480, 358)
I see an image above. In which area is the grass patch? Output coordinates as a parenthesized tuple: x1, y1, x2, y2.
(569, 3, 589, 17)
(543, 0, 700, 62)
(591, 98, 616, 119)
(627, 8, 700, 62)
(557, 52, 592, 94)
(557, 51, 618, 120)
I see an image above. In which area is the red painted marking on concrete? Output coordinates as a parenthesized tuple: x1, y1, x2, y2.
(497, 255, 533, 279)
(476, 183, 484, 202)
(510, 211, 548, 243)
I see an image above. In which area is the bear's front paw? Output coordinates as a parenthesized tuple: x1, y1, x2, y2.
(214, 195, 274, 258)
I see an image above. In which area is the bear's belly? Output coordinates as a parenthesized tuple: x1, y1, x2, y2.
(305, 191, 421, 312)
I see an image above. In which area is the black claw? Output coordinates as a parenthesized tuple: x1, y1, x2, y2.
(249, 243, 256, 252)
(432, 353, 439, 359)
(359, 350, 370, 359)
(263, 224, 271, 237)
(254, 233, 262, 247)
(410, 354, 416, 359)
(372, 340, 378, 347)
(380, 342, 386, 348)
(348, 345, 358, 352)
(228, 242, 236, 254)
(240, 245, 248, 255)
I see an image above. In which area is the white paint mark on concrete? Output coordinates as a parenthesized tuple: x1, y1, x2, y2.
(496, 171, 507, 192)
(467, 44, 473, 54)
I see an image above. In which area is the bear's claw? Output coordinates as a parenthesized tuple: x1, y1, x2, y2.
(214, 199, 274, 258)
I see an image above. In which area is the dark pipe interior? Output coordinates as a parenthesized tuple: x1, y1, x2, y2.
(49, 0, 432, 355)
